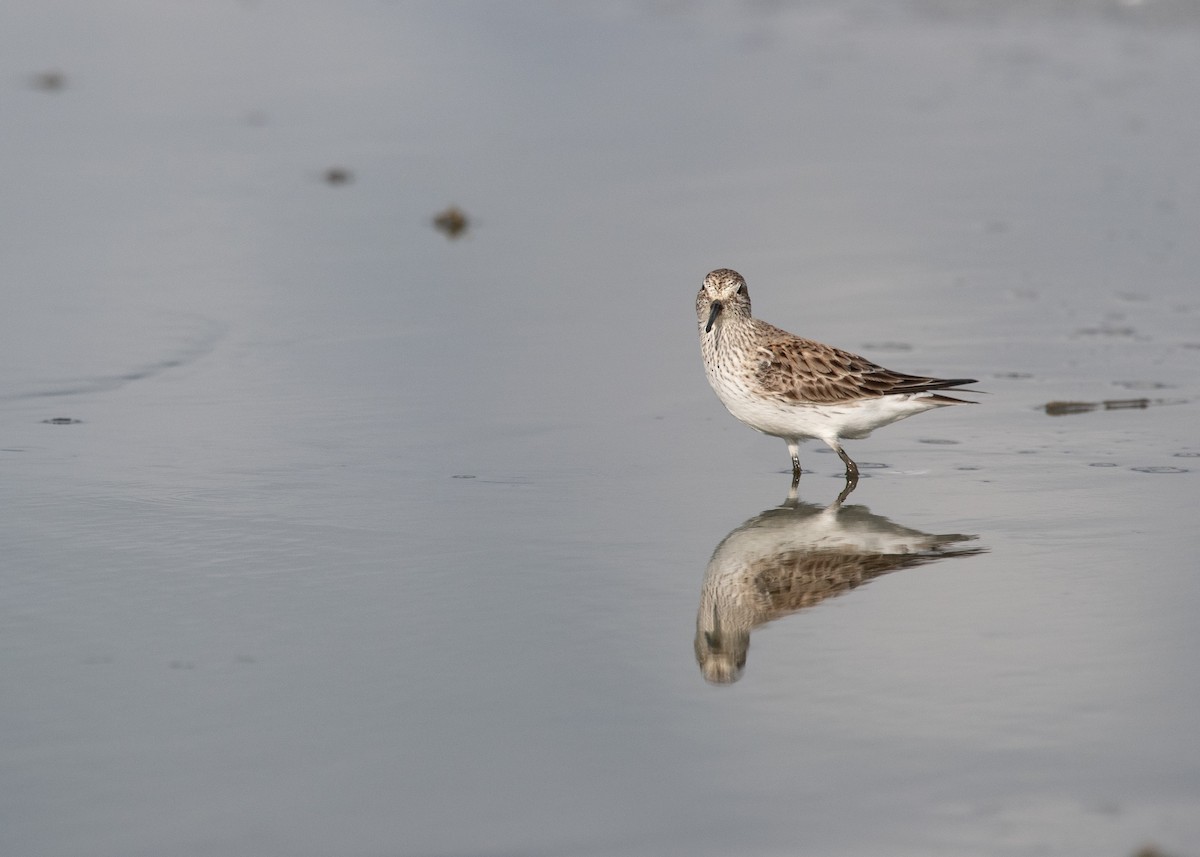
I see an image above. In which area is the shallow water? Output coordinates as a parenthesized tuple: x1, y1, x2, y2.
(2, 2, 1199, 856)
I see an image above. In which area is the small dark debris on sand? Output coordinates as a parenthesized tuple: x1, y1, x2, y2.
(433, 206, 469, 239)
(42, 417, 83, 425)
(1044, 398, 1159, 416)
(1131, 846, 1175, 857)
(31, 70, 66, 91)
(324, 167, 353, 185)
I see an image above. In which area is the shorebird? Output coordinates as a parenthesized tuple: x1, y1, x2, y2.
(697, 268, 976, 486)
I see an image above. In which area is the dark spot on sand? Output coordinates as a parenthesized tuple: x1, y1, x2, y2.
(31, 70, 66, 91)
(1042, 397, 1187, 416)
(433, 206, 469, 239)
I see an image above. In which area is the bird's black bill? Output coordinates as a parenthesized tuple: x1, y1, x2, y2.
(705, 300, 723, 333)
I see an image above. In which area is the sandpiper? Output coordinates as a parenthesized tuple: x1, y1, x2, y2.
(697, 268, 976, 485)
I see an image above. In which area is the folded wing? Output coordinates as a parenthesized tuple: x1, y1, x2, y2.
(754, 331, 976, 405)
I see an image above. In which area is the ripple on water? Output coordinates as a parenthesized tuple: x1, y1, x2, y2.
(918, 438, 960, 445)
(1114, 380, 1172, 390)
(1089, 463, 1120, 467)
(1174, 452, 1200, 458)
(1131, 466, 1189, 474)
(1072, 325, 1137, 337)
(4, 316, 228, 403)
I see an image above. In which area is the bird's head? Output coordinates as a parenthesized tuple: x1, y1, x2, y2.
(697, 268, 751, 333)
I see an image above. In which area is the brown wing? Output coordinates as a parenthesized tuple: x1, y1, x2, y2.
(753, 328, 976, 404)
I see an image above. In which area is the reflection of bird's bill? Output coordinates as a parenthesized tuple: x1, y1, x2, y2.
(695, 495, 983, 685)
(697, 604, 748, 686)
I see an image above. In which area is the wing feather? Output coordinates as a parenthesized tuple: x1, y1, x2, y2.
(752, 328, 975, 404)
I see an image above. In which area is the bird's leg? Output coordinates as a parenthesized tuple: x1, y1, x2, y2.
(833, 444, 859, 482)
(787, 440, 802, 481)
(835, 451, 859, 505)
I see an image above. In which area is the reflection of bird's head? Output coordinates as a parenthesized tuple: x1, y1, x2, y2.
(694, 624, 749, 685)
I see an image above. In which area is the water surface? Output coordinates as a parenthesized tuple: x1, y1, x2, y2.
(2, 2, 1198, 856)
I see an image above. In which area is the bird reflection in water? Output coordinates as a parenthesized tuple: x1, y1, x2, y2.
(695, 487, 983, 684)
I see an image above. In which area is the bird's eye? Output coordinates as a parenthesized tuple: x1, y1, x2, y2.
(736, 284, 747, 296)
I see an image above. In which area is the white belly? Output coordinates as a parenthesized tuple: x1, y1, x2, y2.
(718, 386, 944, 444)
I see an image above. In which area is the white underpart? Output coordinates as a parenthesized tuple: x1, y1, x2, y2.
(716, 385, 951, 451)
